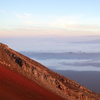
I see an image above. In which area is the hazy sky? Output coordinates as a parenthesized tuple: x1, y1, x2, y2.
(0, 0, 100, 37)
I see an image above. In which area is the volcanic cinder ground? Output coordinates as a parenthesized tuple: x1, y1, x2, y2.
(0, 64, 64, 100)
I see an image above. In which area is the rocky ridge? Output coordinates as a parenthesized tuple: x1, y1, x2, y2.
(0, 43, 100, 100)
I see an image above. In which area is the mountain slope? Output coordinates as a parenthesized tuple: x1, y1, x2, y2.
(0, 64, 64, 100)
(0, 43, 100, 100)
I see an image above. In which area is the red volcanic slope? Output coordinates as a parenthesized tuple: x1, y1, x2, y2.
(0, 64, 64, 100)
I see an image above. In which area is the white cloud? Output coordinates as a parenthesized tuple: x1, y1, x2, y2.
(24, 13, 32, 17)
(16, 14, 26, 18)
(3, 12, 100, 34)
(16, 13, 32, 18)
(1, 10, 6, 13)
(15, 13, 36, 25)
(48, 15, 100, 31)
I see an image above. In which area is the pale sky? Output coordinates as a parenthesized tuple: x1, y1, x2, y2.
(0, 0, 100, 37)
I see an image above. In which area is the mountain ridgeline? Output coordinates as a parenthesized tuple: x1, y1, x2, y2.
(0, 43, 100, 100)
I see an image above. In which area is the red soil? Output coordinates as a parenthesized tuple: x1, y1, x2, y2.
(0, 64, 64, 100)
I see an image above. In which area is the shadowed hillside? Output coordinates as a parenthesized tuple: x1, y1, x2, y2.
(0, 43, 100, 100)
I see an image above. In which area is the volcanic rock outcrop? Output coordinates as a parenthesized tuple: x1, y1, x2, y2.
(0, 43, 100, 100)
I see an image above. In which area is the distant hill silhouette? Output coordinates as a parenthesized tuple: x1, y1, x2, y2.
(0, 43, 100, 100)
(71, 39, 100, 44)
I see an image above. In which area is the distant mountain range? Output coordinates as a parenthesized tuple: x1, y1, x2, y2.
(72, 39, 100, 44)
(0, 43, 100, 100)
